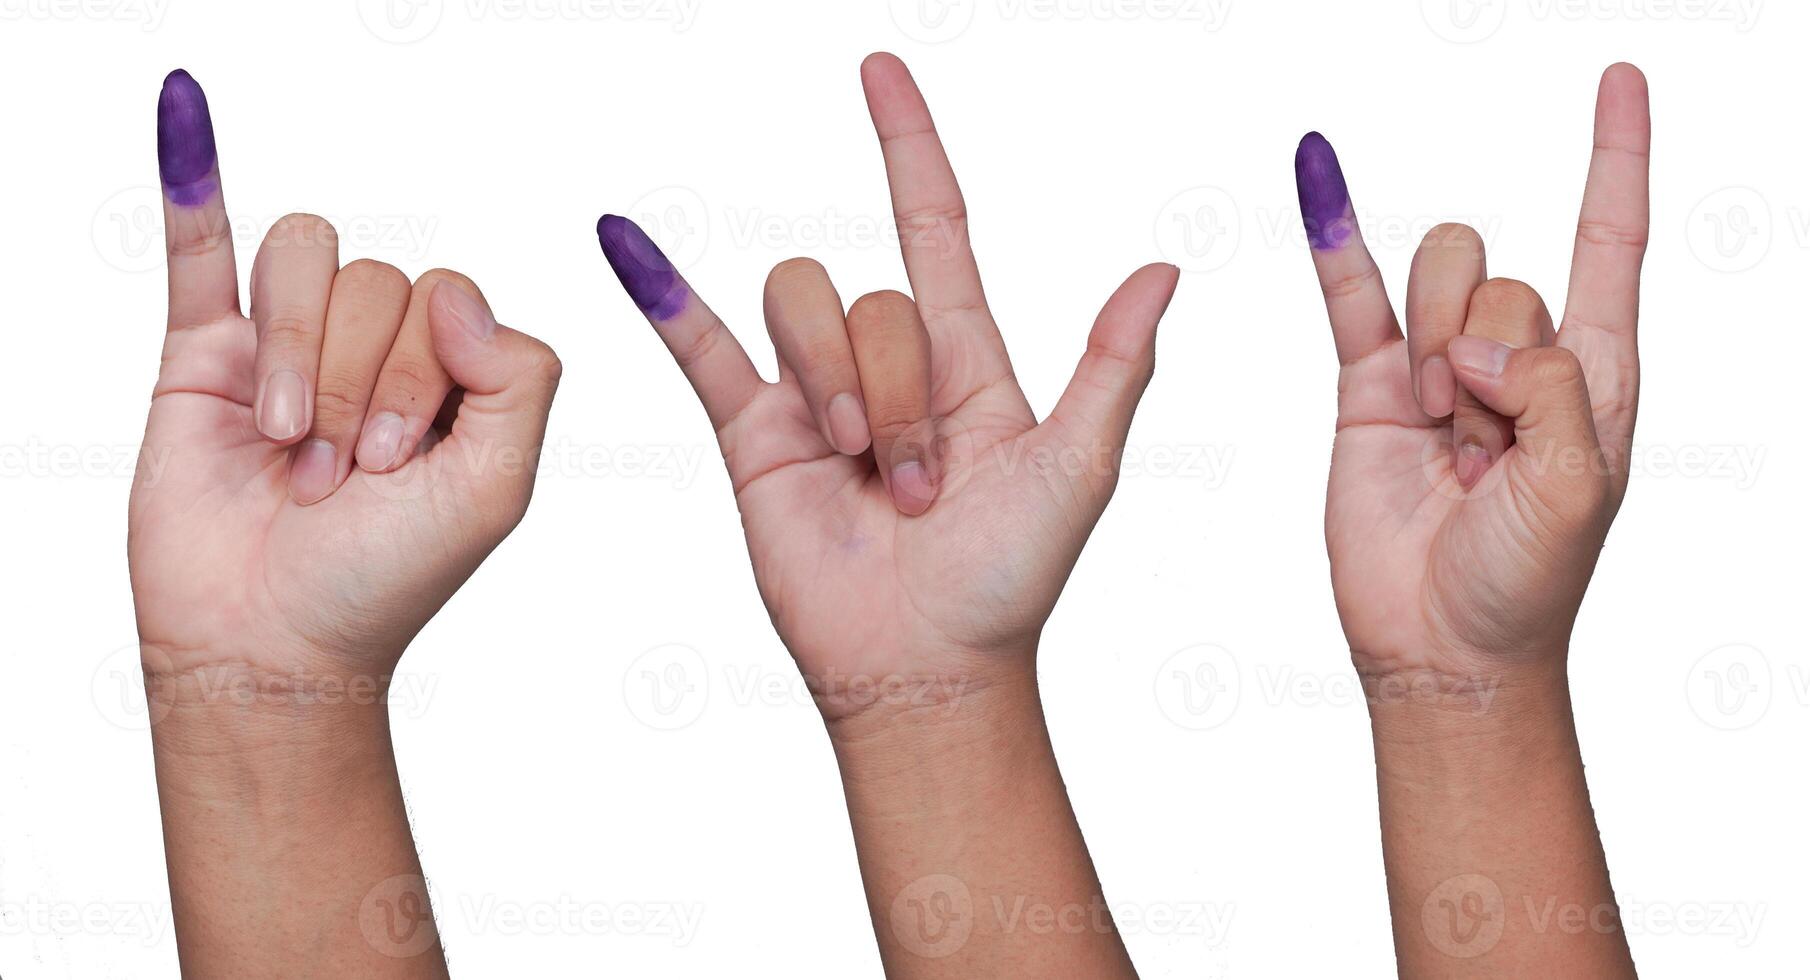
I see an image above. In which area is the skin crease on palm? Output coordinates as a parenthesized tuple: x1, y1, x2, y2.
(598, 54, 1181, 724)
(132, 71, 562, 687)
(1305, 64, 1650, 684)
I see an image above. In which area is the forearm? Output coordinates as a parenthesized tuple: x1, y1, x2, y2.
(827, 661, 1135, 979)
(1365, 662, 1633, 978)
(146, 664, 447, 979)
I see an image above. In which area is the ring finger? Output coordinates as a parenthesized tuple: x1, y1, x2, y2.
(290, 259, 410, 504)
(1453, 277, 1553, 488)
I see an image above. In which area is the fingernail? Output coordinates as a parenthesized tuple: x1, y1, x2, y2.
(1455, 439, 1492, 489)
(1420, 354, 1456, 417)
(157, 69, 218, 207)
(257, 369, 307, 441)
(596, 215, 689, 321)
(1447, 336, 1512, 378)
(1294, 132, 1353, 250)
(437, 282, 495, 341)
(356, 412, 406, 472)
(288, 439, 337, 505)
(890, 459, 937, 516)
(826, 393, 871, 456)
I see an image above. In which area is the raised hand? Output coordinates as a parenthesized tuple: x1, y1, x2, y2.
(131, 69, 559, 979)
(132, 71, 562, 687)
(1299, 66, 1650, 978)
(1300, 65, 1649, 685)
(598, 54, 1178, 720)
(599, 54, 1174, 978)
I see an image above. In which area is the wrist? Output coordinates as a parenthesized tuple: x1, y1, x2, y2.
(819, 649, 1040, 748)
(1362, 658, 1583, 793)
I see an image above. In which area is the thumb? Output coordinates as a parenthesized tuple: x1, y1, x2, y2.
(1446, 336, 1610, 512)
(1043, 263, 1179, 492)
(425, 280, 562, 525)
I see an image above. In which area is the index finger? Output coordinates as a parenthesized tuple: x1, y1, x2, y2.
(1559, 64, 1650, 465)
(158, 69, 239, 329)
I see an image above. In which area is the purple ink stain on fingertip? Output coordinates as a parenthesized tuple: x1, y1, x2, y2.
(596, 215, 689, 321)
(1295, 132, 1353, 251)
(157, 69, 218, 207)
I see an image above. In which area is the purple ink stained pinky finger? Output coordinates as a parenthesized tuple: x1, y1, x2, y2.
(1294, 132, 1353, 251)
(157, 69, 219, 207)
(596, 215, 689, 321)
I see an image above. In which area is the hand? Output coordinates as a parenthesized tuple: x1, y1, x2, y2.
(130, 69, 563, 692)
(596, 54, 1178, 723)
(1298, 65, 1650, 684)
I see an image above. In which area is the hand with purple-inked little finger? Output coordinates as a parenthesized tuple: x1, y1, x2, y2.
(131, 69, 563, 690)
(1296, 65, 1650, 684)
(596, 54, 1179, 724)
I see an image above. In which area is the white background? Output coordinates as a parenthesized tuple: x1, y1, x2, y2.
(1, 0, 1802, 976)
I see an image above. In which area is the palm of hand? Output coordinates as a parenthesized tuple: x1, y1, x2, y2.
(730, 370, 1088, 696)
(130, 315, 460, 677)
(1326, 343, 1603, 680)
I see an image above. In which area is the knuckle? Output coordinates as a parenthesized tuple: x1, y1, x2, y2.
(1320, 263, 1381, 301)
(375, 357, 449, 408)
(528, 342, 564, 388)
(310, 382, 367, 427)
(1531, 347, 1586, 388)
(1575, 219, 1648, 251)
(257, 311, 320, 347)
(669, 321, 725, 369)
